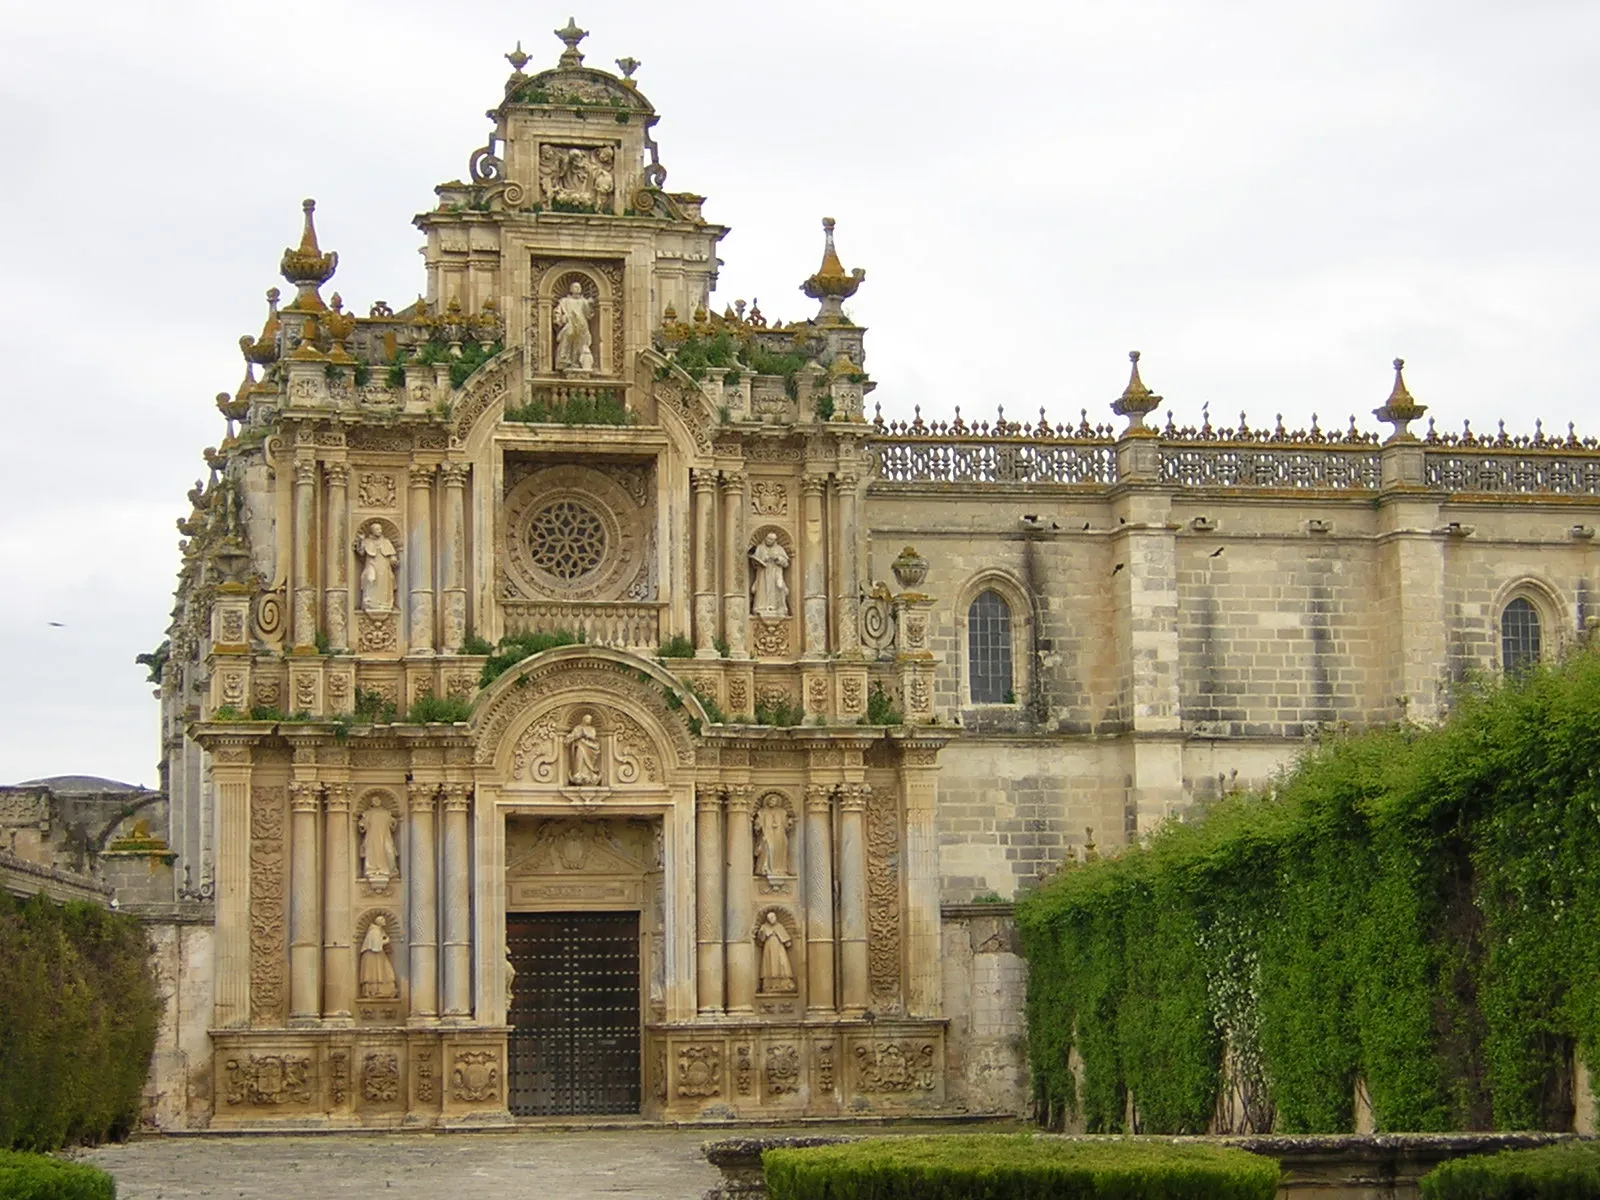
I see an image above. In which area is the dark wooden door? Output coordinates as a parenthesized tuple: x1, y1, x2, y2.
(507, 911, 641, 1116)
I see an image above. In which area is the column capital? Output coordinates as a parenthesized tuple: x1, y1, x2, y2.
(293, 459, 318, 487)
(290, 781, 322, 811)
(724, 784, 753, 813)
(838, 783, 869, 812)
(408, 781, 440, 811)
(409, 463, 438, 487)
(804, 783, 834, 812)
(322, 782, 352, 812)
(696, 782, 725, 810)
(440, 462, 470, 487)
(323, 461, 349, 486)
(801, 474, 828, 497)
(835, 471, 861, 490)
(721, 470, 746, 491)
(442, 783, 473, 811)
(691, 468, 719, 494)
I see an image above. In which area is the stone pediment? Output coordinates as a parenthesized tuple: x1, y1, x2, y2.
(504, 67, 653, 115)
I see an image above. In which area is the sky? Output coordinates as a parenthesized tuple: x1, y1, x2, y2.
(1, 0, 1597, 786)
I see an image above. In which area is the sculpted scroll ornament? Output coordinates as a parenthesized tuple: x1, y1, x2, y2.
(766, 1044, 800, 1095)
(452, 1051, 500, 1103)
(750, 481, 788, 516)
(511, 715, 561, 782)
(676, 1044, 722, 1098)
(356, 472, 396, 509)
(362, 1053, 400, 1103)
(855, 1041, 936, 1093)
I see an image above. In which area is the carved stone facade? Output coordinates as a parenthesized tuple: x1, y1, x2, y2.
(135, 22, 1600, 1131)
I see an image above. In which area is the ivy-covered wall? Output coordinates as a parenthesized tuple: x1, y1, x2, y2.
(0, 892, 161, 1149)
(1017, 648, 1600, 1134)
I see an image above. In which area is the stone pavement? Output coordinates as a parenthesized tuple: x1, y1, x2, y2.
(82, 1127, 727, 1199)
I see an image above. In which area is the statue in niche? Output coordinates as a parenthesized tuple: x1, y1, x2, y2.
(565, 713, 602, 786)
(354, 521, 398, 612)
(504, 946, 517, 1011)
(358, 916, 398, 999)
(750, 532, 791, 618)
(757, 910, 796, 993)
(754, 798, 793, 879)
(554, 280, 596, 372)
(358, 799, 398, 889)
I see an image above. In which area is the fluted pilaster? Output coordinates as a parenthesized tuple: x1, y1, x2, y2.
(723, 785, 755, 1012)
(408, 782, 439, 1019)
(801, 475, 828, 658)
(695, 784, 724, 1013)
(721, 471, 749, 659)
(692, 470, 719, 656)
(441, 784, 473, 1018)
(321, 782, 353, 1020)
(838, 783, 869, 1013)
(407, 464, 436, 655)
(323, 462, 349, 653)
(291, 459, 318, 650)
(288, 782, 321, 1021)
(804, 784, 836, 1013)
(440, 464, 468, 654)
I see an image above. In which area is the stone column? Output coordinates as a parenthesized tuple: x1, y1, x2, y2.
(695, 784, 724, 1013)
(692, 470, 719, 656)
(803, 784, 836, 1013)
(322, 782, 353, 1020)
(441, 784, 473, 1019)
(211, 741, 252, 1028)
(838, 783, 870, 1013)
(723, 785, 755, 1012)
(288, 782, 321, 1021)
(834, 473, 862, 656)
(721, 471, 749, 659)
(291, 458, 318, 650)
(801, 475, 828, 658)
(440, 464, 468, 654)
(408, 782, 439, 1019)
(323, 462, 349, 652)
(407, 464, 436, 655)
(899, 752, 942, 1017)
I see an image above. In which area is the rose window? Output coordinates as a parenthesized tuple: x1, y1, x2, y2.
(528, 500, 607, 581)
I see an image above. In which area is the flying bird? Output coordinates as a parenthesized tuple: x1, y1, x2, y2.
(1209, 547, 1225, 558)
(1082, 521, 1091, 531)
(1111, 563, 1125, 576)
(47, 621, 65, 627)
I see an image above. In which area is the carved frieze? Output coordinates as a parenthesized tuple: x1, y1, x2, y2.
(248, 787, 287, 1024)
(866, 785, 902, 1010)
(854, 1040, 936, 1093)
(765, 1044, 800, 1096)
(362, 1052, 401, 1103)
(734, 1043, 754, 1096)
(816, 1042, 836, 1092)
(328, 1050, 350, 1106)
(416, 1048, 436, 1104)
(224, 1053, 310, 1106)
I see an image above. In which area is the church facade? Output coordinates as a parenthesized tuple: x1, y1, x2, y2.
(149, 25, 1600, 1128)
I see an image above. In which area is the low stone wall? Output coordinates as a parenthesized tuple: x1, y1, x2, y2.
(940, 903, 1029, 1116)
(700, 1131, 1586, 1200)
(135, 904, 214, 1130)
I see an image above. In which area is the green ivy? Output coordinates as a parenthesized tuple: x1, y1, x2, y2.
(405, 694, 473, 724)
(479, 629, 582, 687)
(1017, 646, 1600, 1134)
(863, 681, 902, 726)
(753, 695, 804, 727)
(656, 634, 695, 659)
(504, 393, 634, 426)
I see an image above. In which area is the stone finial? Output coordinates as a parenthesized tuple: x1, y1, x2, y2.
(505, 41, 530, 75)
(554, 16, 588, 67)
(1372, 357, 1426, 442)
(891, 545, 929, 591)
(801, 217, 866, 323)
(239, 287, 281, 366)
(280, 199, 338, 312)
(1110, 350, 1162, 435)
(615, 56, 640, 80)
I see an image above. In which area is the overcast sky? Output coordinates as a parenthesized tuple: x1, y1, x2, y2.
(2, 1, 1597, 787)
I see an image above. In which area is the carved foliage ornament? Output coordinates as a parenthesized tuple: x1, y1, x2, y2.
(855, 1040, 936, 1093)
(865, 785, 902, 1009)
(225, 1053, 311, 1106)
(249, 787, 287, 1024)
(362, 1052, 400, 1103)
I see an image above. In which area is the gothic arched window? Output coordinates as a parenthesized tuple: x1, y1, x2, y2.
(967, 589, 1014, 704)
(1501, 596, 1541, 674)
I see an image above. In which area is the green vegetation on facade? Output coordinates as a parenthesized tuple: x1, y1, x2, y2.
(0, 1151, 116, 1200)
(405, 694, 473, 724)
(1421, 1140, 1600, 1200)
(762, 1135, 1280, 1200)
(0, 893, 160, 1151)
(504, 392, 633, 426)
(1018, 648, 1600, 1134)
(478, 629, 583, 687)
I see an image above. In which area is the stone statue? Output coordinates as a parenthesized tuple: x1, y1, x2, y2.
(358, 916, 398, 999)
(358, 801, 397, 888)
(754, 799, 792, 878)
(354, 521, 398, 612)
(554, 280, 595, 372)
(757, 910, 795, 993)
(504, 946, 517, 1011)
(565, 714, 602, 786)
(750, 533, 791, 618)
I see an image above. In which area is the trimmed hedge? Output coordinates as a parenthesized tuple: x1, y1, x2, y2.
(1018, 646, 1600, 1133)
(1421, 1140, 1600, 1200)
(0, 1150, 116, 1199)
(763, 1135, 1280, 1200)
(0, 892, 160, 1150)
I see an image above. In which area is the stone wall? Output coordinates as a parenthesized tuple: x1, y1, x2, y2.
(940, 904, 1029, 1116)
(137, 909, 214, 1129)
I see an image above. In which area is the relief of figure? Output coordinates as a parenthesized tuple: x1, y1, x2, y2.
(554, 280, 596, 372)
(504, 946, 517, 1011)
(359, 800, 397, 888)
(750, 532, 791, 618)
(358, 916, 398, 999)
(755, 799, 792, 879)
(565, 713, 602, 786)
(354, 521, 398, 612)
(757, 910, 796, 993)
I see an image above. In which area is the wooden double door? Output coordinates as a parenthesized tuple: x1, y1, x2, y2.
(506, 910, 641, 1116)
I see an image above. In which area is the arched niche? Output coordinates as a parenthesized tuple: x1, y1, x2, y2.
(531, 259, 622, 378)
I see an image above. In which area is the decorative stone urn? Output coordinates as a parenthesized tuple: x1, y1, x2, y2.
(891, 545, 928, 591)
